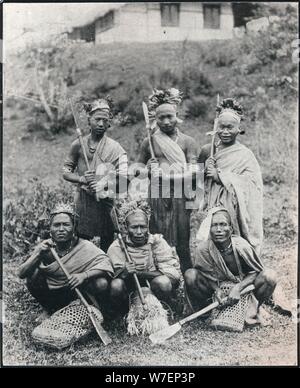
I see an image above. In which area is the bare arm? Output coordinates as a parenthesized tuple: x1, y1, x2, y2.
(236, 272, 258, 293)
(223, 272, 258, 306)
(198, 143, 211, 164)
(137, 138, 151, 165)
(18, 240, 52, 279)
(185, 136, 199, 164)
(62, 140, 86, 185)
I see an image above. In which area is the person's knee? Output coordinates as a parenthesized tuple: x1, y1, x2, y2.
(110, 279, 126, 297)
(151, 276, 172, 294)
(91, 277, 109, 293)
(256, 268, 277, 288)
(184, 268, 198, 288)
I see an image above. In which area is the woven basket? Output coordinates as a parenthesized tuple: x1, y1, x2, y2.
(32, 300, 103, 350)
(209, 282, 252, 332)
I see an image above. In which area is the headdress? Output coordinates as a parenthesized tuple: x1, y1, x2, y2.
(50, 203, 78, 219)
(83, 96, 114, 119)
(147, 88, 183, 125)
(216, 98, 244, 123)
(116, 198, 151, 231)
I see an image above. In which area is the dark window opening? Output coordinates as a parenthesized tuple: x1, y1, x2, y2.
(160, 3, 180, 27)
(81, 23, 95, 42)
(203, 4, 221, 29)
(232, 3, 259, 27)
(98, 10, 114, 32)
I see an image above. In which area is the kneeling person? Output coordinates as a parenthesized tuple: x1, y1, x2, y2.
(18, 203, 114, 314)
(108, 205, 181, 315)
(184, 207, 277, 312)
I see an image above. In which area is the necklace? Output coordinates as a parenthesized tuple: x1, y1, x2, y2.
(87, 136, 97, 153)
(56, 240, 74, 257)
(218, 242, 233, 255)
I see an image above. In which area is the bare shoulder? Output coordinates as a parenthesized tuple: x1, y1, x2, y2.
(69, 137, 81, 151)
(198, 143, 211, 162)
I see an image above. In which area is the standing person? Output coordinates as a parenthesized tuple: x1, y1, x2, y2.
(198, 98, 263, 255)
(63, 98, 128, 252)
(18, 203, 114, 315)
(137, 88, 199, 273)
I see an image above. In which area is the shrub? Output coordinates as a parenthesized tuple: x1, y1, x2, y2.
(3, 179, 74, 259)
(185, 96, 209, 118)
(180, 66, 214, 99)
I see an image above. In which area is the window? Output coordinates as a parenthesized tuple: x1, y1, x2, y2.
(81, 23, 95, 42)
(203, 4, 221, 29)
(160, 3, 180, 27)
(98, 10, 114, 32)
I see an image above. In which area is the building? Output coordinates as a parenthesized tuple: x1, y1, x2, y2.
(67, 2, 237, 44)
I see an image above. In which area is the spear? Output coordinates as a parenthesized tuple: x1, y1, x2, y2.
(206, 94, 220, 207)
(69, 98, 90, 170)
(142, 101, 156, 159)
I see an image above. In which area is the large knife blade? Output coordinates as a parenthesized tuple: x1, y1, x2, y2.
(142, 101, 150, 129)
(142, 101, 155, 158)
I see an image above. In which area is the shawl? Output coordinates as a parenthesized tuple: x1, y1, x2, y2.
(204, 143, 263, 255)
(39, 238, 113, 289)
(107, 234, 180, 282)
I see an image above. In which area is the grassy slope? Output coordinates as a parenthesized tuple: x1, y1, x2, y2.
(3, 40, 298, 366)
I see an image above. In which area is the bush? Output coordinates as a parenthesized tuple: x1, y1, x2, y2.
(3, 179, 74, 259)
(180, 66, 214, 98)
(185, 96, 209, 118)
(238, 10, 298, 73)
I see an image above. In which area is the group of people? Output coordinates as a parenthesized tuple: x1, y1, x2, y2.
(19, 89, 286, 331)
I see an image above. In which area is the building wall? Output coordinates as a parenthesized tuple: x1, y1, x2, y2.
(94, 2, 234, 44)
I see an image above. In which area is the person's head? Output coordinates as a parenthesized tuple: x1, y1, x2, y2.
(216, 98, 243, 145)
(85, 99, 112, 137)
(89, 110, 110, 137)
(50, 203, 78, 244)
(155, 103, 178, 134)
(210, 209, 233, 244)
(50, 212, 74, 243)
(126, 210, 149, 247)
(217, 112, 241, 145)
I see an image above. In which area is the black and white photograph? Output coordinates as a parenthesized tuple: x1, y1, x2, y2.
(2, 1, 299, 368)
